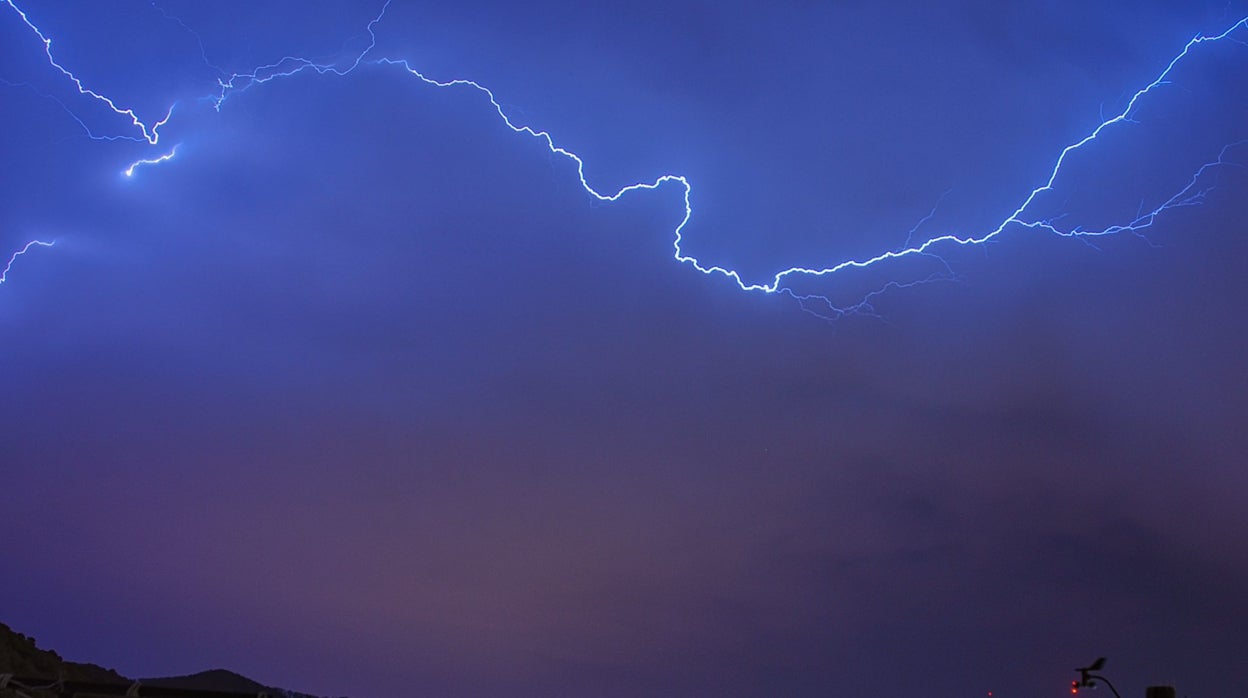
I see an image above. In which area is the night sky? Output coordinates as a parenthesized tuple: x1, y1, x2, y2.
(3, 2, 1248, 697)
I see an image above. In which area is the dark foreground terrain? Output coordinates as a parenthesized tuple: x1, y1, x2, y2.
(0, 621, 338, 698)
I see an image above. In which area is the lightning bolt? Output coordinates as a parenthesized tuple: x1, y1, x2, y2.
(124, 145, 180, 178)
(1, 0, 173, 145)
(3, 0, 1247, 318)
(1, 240, 54, 285)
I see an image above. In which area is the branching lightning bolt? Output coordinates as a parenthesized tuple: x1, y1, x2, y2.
(3, 0, 1247, 317)
(1, 0, 173, 145)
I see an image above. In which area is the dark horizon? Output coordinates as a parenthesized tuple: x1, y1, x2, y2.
(3, 1, 1247, 697)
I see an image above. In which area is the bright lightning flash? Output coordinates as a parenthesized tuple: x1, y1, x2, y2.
(2, 0, 1247, 319)
(125, 145, 180, 178)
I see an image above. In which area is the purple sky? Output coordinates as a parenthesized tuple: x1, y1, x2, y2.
(3, 1, 1248, 696)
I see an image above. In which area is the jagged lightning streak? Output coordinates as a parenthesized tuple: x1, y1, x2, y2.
(124, 145, 180, 178)
(1, 240, 54, 285)
(3, 0, 1248, 314)
(181, 4, 1248, 308)
(1, 0, 172, 144)
(308, 13, 1248, 312)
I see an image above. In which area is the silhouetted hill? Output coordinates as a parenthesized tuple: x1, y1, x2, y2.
(0, 620, 340, 698)
(141, 669, 331, 698)
(142, 669, 270, 694)
(0, 620, 128, 684)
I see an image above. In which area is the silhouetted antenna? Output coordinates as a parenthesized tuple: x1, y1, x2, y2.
(1073, 657, 1122, 698)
